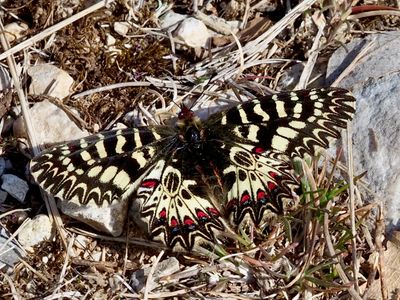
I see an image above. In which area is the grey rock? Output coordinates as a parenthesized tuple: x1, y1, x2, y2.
(1, 174, 29, 203)
(0, 189, 8, 204)
(0, 157, 6, 176)
(0, 228, 26, 271)
(327, 32, 400, 227)
(326, 32, 400, 89)
(351, 73, 400, 226)
(130, 257, 180, 292)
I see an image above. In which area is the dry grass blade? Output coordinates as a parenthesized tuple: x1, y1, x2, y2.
(144, 250, 164, 300)
(348, 9, 400, 20)
(295, 17, 325, 89)
(2, 272, 21, 300)
(0, 18, 68, 249)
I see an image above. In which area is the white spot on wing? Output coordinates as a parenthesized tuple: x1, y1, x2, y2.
(253, 103, 270, 121)
(289, 121, 307, 129)
(276, 101, 287, 118)
(134, 132, 142, 148)
(95, 141, 107, 158)
(221, 115, 227, 125)
(113, 169, 131, 189)
(293, 103, 302, 114)
(99, 166, 118, 183)
(62, 157, 71, 166)
(80, 151, 91, 161)
(238, 108, 249, 124)
(79, 139, 88, 148)
(115, 135, 126, 154)
(247, 125, 259, 142)
(131, 147, 155, 169)
(271, 135, 290, 152)
(277, 127, 298, 139)
(314, 102, 323, 108)
(88, 166, 103, 178)
(67, 163, 75, 172)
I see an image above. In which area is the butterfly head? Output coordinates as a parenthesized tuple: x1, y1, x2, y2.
(177, 104, 201, 130)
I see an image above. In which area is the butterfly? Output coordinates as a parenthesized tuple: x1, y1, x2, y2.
(30, 88, 355, 252)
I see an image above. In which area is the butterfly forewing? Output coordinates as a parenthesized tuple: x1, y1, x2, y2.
(206, 88, 355, 158)
(30, 127, 175, 205)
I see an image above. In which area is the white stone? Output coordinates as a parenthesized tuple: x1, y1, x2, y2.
(74, 235, 91, 250)
(106, 33, 116, 46)
(58, 196, 129, 237)
(174, 18, 209, 48)
(3, 22, 28, 43)
(114, 22, 130, 36)
(18, 215, 55, 248)
(1, 174, 28, 203)
(130, 257, 180, 292)
(159, 11, 187, 31)
(13, 100, 88, 145)
(27, 64, 74, 99)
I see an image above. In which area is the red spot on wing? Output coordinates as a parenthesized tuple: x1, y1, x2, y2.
(184, 216, 195, 226)
(170, 217, 178, 227)
(268, 182, 277, 191)
(254, 147, 266, 154)
(240, 192, 251, 205)
(196, 210, 209, 220)
(159, 208, 166, 219)
(257, 190, 266, 201)
(226, 199, 236, 211)
(68, 144, 78, 152)
(268, 171, 278, 178)
(178, 105, 194, 120)
(141, 179, 158, 188)
(207, 207, 220, 216)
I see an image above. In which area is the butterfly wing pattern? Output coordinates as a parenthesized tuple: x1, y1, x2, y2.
(30, 87, 355, 252)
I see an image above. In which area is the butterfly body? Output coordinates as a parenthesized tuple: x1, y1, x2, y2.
(30, 88, 355, 252)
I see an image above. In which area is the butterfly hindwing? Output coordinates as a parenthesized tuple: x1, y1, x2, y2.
(132, 152, 225, 251)
(205, 88, 355, 228)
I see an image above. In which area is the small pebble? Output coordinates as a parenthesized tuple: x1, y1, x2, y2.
(1, 174, 29, 203)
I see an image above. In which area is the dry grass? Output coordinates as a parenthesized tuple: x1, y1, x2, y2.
(1, 0, 399, 299)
